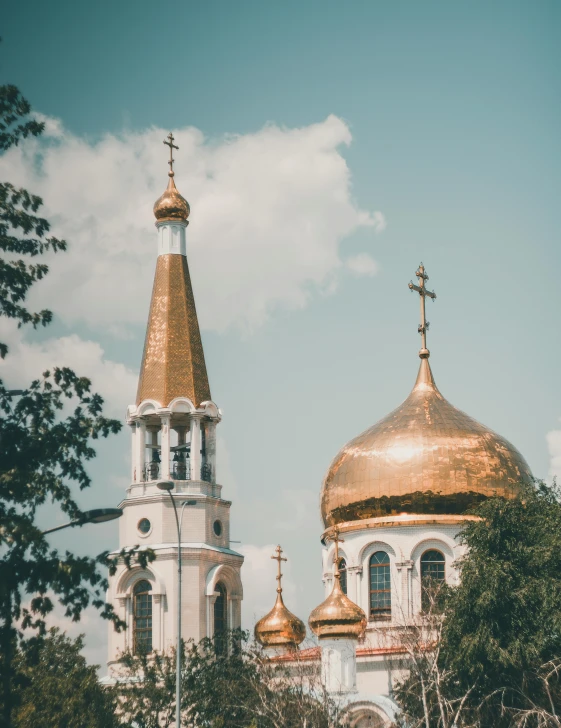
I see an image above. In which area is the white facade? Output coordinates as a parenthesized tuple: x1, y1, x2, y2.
(321, 515, 468, 697)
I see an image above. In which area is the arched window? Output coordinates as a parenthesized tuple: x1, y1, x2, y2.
(133, 580, 152, 654)
(338, 558, 347, 595)
(369, 551, 391, 620)
(420, 549, 446, 610)
(214, 582, 227, 654)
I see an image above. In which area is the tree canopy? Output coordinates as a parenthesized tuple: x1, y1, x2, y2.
(12, 629, 119, 728)
(115, 633, 343, 728)
(395, 480, 561, 727)
(0, 84, 66, 359)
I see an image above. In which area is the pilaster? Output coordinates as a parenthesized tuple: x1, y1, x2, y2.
(160, 413, 171, 480)
(190, 414, 202, 481)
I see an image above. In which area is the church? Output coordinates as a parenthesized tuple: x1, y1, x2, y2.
(106, 138, 533, 727)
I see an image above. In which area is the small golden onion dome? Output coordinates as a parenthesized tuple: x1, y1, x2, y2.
(254, 591, 306, 648)
(309, 572, 366, 640)
(153, 173, 190, 222)
(321, 357, 533, 528)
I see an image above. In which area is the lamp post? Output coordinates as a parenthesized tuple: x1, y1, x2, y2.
(42, 508, 123, 535)
(157, 480, 196, 728)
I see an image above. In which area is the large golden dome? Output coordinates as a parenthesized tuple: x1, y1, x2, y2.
(321, 356, 533, 528)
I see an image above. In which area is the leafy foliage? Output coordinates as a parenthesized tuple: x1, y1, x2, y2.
(12, 629, 119, 728)
(115, 632, 344, 728)
(395, 481, 561, 727)
(0, 83, 66, 358)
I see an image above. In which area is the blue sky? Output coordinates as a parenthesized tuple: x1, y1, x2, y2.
(2, 0, 560, 665)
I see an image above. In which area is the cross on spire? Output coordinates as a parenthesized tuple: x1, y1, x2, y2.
(408, 263, 436, 359)
(325, 526, 345, 579)
(271, 545, 287, 594)
(163, 132, 179, 176)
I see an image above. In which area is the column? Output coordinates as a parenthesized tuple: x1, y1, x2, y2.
(153, 594, 162, 651)
(135, 420, 146, 483)
(160, 414, 171, 480)
(206, 595, 217, 638)
(205, 420, 217, 483)
(320, 638, 358, 694)
(146, 427, 160, 481)
(396, 560, 414, 620)
(130, 424, 136, 483)
(347, 566, 362, 607)
(190, 415, 202, 481)
(230, 595, 242, 630)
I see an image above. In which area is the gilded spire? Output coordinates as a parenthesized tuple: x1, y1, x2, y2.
(137, 138, 210, 407)
(408, 263, 436, 359)
(254, 546, 306, 649)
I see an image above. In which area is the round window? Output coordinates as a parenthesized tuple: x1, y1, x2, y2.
(138, 518, 151, 535)
(213, 520, 222, 537)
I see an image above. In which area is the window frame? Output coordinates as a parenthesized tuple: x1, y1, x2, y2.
(369, 551, 391, 621)
(420, 548, 446, 611)
(133, 579, 153, 655)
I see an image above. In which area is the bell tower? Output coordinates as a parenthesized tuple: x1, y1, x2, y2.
(106, 134, 243, 670)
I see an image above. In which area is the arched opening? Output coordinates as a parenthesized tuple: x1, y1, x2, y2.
(369, 551, 391, 620)
(133, 579, 152, 654)
(214, 582, 227, 654)
(338, 558, 347, 595)
(420, 549, 446, 610)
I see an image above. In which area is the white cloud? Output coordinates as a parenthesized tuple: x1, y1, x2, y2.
(0, 115, 385, 337)
(0, 321, 136, 418)
(547, 427, 561, 480)
(239, 543, 301, 633)
(345, 252, 379, 277)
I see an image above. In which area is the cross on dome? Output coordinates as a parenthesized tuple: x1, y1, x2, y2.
(325, 527, 345, 578)
(409, 263, 436, 359)
(163, 132, 179, 176)
(271, 545, 288, 594)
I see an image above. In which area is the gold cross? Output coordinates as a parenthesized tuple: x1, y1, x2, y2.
(408, 263, 436, 358)
(271, 545, 287, 594)
(163, 132, 179, 175)
(325, 526, 345, 578)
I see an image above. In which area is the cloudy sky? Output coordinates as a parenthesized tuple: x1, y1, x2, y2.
(2, 0, 560, 668)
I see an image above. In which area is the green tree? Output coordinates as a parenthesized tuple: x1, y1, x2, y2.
(0, 83, 66, 358)
(115, 632, 343, 728)
(12, 628, 119, 728)
(395, 481, 561, 727)
(0, 82, 153, 727)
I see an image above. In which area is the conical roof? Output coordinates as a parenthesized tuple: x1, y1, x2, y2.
(136, 169, 210, 407)
(321, 357, 533, 527)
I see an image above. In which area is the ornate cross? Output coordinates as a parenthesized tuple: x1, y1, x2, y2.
(408, 263, 436, 357)
(163, 132, 179, 175)
(325, 526, 345, 578)
(271, 545, 287, 594)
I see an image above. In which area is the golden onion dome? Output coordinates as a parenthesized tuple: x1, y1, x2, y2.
(254, 591, 306, 648)
(309, 572, 366, 640)
(255, 545, 306, 649)
(153, 173, 190, 222)
(321, 356, 533, 528)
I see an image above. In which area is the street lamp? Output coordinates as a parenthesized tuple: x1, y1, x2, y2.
(42, 508, 123, 535)
(157, 480, 196, 728)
